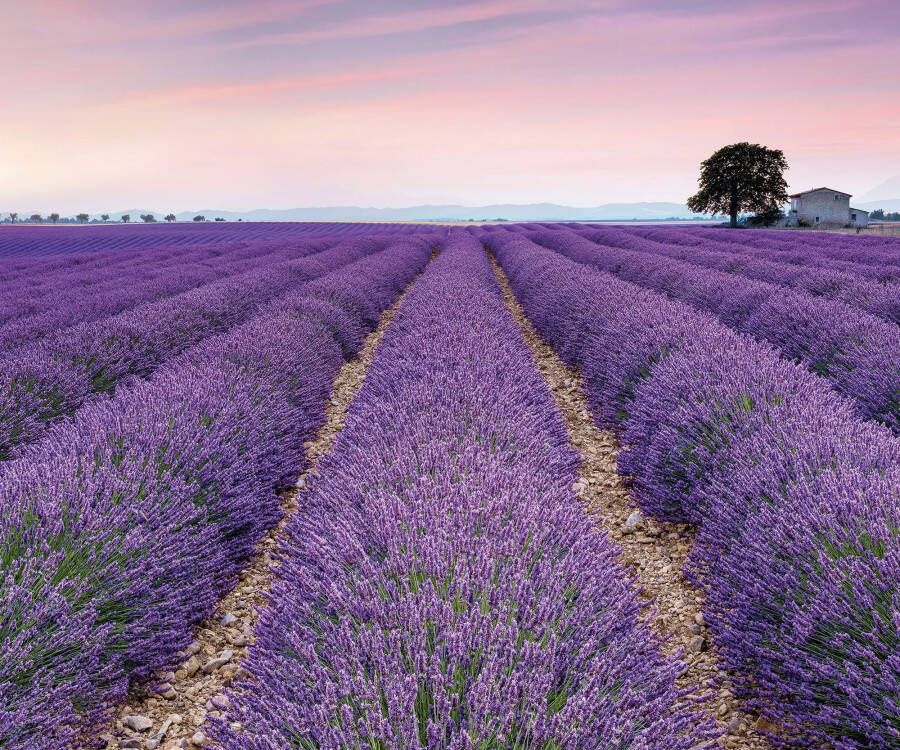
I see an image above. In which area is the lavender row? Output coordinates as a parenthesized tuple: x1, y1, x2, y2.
(0, 224, 432, 288)
(0, 236, 434, 748)
(0, 237, 386, 461)
(0, 221, 438, 258)
(0, 240, 193, 287)
(526, 228, 900, 432)
(0, 241, 333, 353)
(723, 226, 900, 265)
(674, 226, 900, 278)
(486, 230, 899, 748)
(574, 225, 899, 322)
(0, 238, 326, 321)
(548, 223, 898, 283)
(0, 237, 259, 293)
(211, 232, 712, 749)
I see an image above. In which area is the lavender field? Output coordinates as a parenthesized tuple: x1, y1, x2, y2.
(0, 222, 897, 750)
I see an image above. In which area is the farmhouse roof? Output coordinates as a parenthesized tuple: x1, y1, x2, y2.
(788, 187, 853, 198)
(849, 207, 869, 215)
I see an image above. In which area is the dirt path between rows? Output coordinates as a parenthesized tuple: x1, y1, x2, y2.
(490, 257, 772, 750)
(98, 277, 422, 750)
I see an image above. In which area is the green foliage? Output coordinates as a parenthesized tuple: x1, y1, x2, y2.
(687, 142, 789, 227)
(744, 207, 785, 227)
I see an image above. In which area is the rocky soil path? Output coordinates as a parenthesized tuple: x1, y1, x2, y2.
(491, 258, 772, 750)
(96, 281, 418, 750)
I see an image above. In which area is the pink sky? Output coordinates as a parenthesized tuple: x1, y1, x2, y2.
(3, 0, 899, 213)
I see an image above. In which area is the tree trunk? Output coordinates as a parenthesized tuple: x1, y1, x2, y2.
(729, 180, 738, 227)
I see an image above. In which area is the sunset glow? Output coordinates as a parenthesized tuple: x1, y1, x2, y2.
(4, 0, 899, 212)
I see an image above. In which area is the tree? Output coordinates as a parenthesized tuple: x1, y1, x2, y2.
(164, 213, 177, 222)
(76, 213, 90, 223)
(214, 217, 226, 222)
(29, 214, 42, 223)
(8, 212, 17, 223)
(100, 213, 109, 222)
(140, 213, 157, 223)
(49, 213, 60, 223)
(871, 209, 885, 220)
(193, 215, 206, 222)
(687, 142, 789, 228)
(120, 214, 131, 223)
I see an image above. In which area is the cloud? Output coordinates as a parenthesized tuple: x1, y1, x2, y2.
(3, 0, 898, 211)
(224, 0, 594, 49)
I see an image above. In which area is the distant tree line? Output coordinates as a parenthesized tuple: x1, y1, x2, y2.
(3, 212, 228, 224)
(870, 208, 900, 221)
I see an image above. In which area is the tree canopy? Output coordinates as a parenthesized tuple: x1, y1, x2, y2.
(687, 142, 788, 227)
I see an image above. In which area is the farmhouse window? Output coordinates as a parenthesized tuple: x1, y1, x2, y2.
(815, 216, 820, 223)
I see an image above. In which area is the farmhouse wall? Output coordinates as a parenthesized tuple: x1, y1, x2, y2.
(792, 189, 851, 227)
(849, 208, 869, 227)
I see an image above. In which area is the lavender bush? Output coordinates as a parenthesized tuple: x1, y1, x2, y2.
(527, 228, 900, 432)
(0, 221, 439, 259)
(0, 237, 390, 460)
(0, 237, 433, 747)
(0, 240, 332, 351)
(487, 229, 900, 749)
(211, 231, 713, 750)
(578, 226, 899, 323)
(687, 226, 900, 277)
(630, 225, 900, 282)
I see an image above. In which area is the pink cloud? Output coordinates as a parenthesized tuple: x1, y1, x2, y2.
(2, 0, 897, 212)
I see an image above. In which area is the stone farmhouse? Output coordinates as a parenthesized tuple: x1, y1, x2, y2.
(786, 187, 869, 228)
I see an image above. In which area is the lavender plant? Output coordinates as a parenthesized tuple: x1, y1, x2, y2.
(0, 238, 388, 460)
(0, 236, 433, 747)
(579, 226, 899, 323)
(211, 231, 713, 750)
(0, 240, 332, 351)
(527, 229, 900, 432)
(487, 229, 900, 749)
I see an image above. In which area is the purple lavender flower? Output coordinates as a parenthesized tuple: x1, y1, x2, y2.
(211, 231, 713, 750)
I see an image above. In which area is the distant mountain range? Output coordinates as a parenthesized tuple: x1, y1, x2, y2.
(26, 193, 900, 223)
(857, 198, 900, 213)
(100, 202, 710, 223)
(858, 175, 900, 203)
